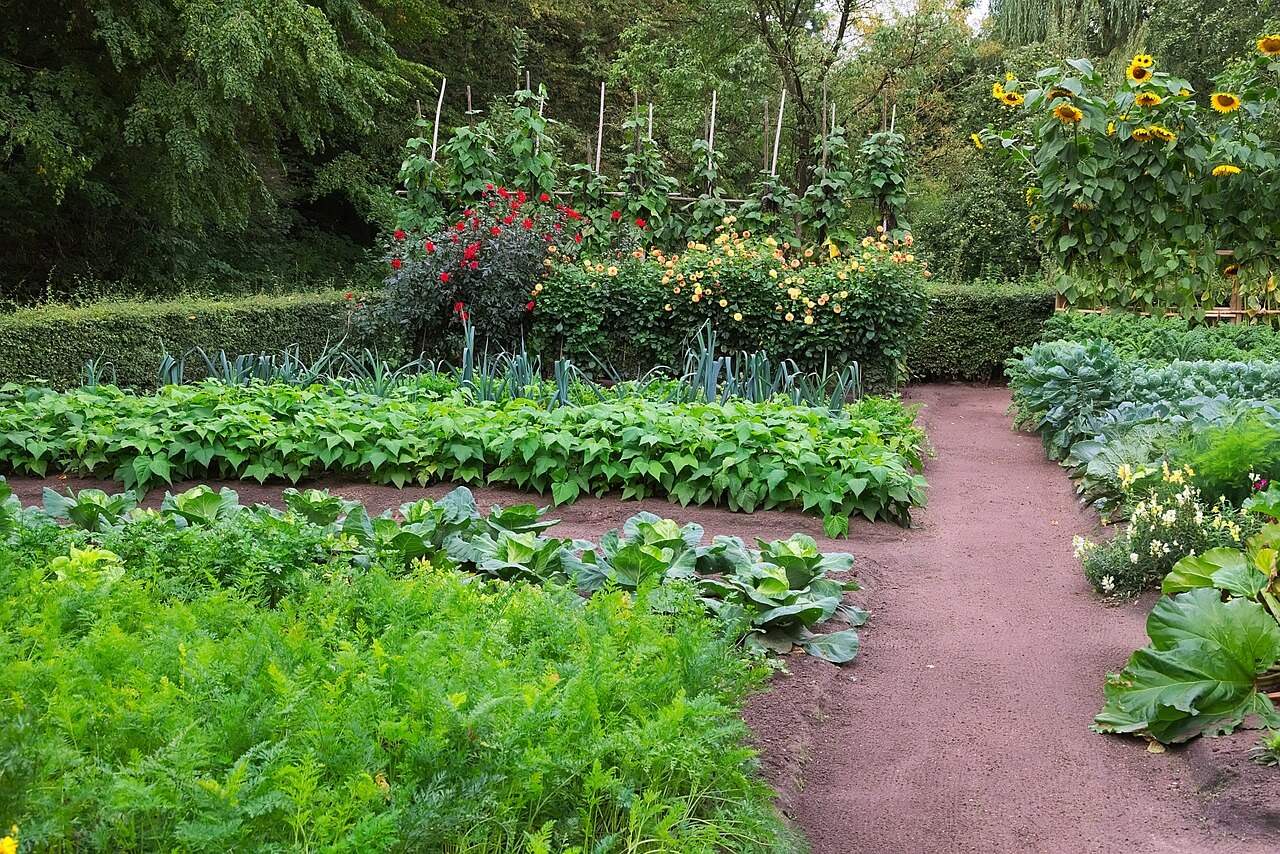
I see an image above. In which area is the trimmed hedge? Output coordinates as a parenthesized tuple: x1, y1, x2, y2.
(0, 292, 386, 390)
(906, 279, 1057, 382)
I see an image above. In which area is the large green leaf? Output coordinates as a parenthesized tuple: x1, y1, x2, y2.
(797, 629, 861, 664)
(1162, 548, 1243, 594)
(1095, 590, 1280, 744)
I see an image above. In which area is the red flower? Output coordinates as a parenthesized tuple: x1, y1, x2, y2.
(344, 292, 353, 300)
(485, 183, 494, 191)
(453, 301, 464, 312)
(440, 272, 450, 283)
(490, 226, 502, 236)
(469, 260, 478, 270)
(425, 240, 435, 252)
(574, 233, 582, 243)
(391, 258, 402, 270)
(393, 229, 406, 240)
(635, 218, 647, 228)
(565, 208, 584, 221)
(610, 210, 621, 221)
(539, 193, 551, 203)
(526, 300, 535, 311)
(455, 222, 465, 231)
(522, 218, 534, 229)
(497, 187, 510, 199)
(464, 243, 479, 261)
(460, 311, 469, 321)
(464, 209, 474, 217)
(503, 214, 515, 225)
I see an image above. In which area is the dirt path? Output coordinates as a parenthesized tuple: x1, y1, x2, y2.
(745, 385, 1280, 853)
(6, 384, 1278, 850)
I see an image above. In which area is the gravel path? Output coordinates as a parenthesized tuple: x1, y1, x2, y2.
(7, 384, 1278, 850)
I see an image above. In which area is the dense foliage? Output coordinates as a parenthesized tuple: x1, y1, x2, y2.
(0, 382, 928, 524)
(533, 226, 929, 387)
(0, 480, 844, 851)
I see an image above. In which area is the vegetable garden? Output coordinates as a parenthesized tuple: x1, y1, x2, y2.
(4, 5, 1280, 853)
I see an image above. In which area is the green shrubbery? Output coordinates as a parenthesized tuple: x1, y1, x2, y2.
(907, 278, 1056, 381)
(0, 382, 928, 524)
(1043, 312, 1280, 363)
(0, 483, 810, 852)
(0, 292, 391, 390)
(532, 228, 928, 388)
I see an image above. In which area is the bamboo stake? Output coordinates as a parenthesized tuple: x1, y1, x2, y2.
(707, 89, 718, 166)
(771, 88, 786, 176)
(525, 70, 531, 91)
(647, 103, 653, 141)
(416, 99, 423, 119)
(821, 77, 828, 170)
(466, 85, 473, 126)
(430, 78, 447, 162)
(763, 98, 770, 173)
(595, 82, 605, 172)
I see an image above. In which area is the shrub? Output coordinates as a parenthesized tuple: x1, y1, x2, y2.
(1173, 414, 1280, 506)
(0, 383, 929, 524)
(907, 278, 1056, 381)
(532, 227, 929, 388)
(0, 292, 389, 391)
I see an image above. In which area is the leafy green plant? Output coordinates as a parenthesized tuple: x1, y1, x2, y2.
(1252, 729, 1280, 766)
(160, 486, 244, 528)
(40, 487, 138, 532)
(0, 382, 928, 524)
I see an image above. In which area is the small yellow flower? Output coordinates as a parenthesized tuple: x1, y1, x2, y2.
(1005, 72, 1015, 81)
(803, 315, 814, 325)
(718, 298, 728, 307)
(1210, 92, 1241, 113)
(664, 303, 672, 311)
(0, 834, 15, 854)
(1107, 121, 1116, 135)
(832, 305, 841, 314)
(1132, 54, 1154, 68)
(768, 268, 778, 278)
(733, 312, 742, 321)
(993, 81, 1005, 99)
(784, 311, 794, 321)
(691, 293, 701, 302)
(1212, 164, 1241, 177)
(971, 132, 983, 149)
(1134, 92, 1162, 108)
(1258, 34, 1280, 56)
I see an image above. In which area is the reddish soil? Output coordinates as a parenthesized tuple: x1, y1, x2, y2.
(8, 384, 1279, 851)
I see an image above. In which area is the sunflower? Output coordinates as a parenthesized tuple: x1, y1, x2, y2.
(1002, 91, 1025, 106)
(1132, 54, 1155, 68)
(1210, 92, 1241, 113)
(1212, 164, 1241, 177)
(1053, 104, 1084, 124)
(992, 82, 1005, 100)
(1046, 87, 1073, 101)
(1259, 34, 1280, 56)
(971, 133, 983, 149)
(1223, 264, 1240, 278)
(1130, 127, 1153, 142)
(1134, 92, 1163, 107)
(1149, 125, 1176, 143)
(1127, 64, 1153, 83)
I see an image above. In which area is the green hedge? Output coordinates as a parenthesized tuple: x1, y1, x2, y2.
(0, 292, 384, 390)
(906, 279, 1057, 382)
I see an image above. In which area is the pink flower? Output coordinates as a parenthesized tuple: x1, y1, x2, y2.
(1256, 478, 1270, 491)
(526, 300, 535, 311)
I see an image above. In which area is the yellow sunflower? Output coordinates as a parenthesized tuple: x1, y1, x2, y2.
(1210, 92, 1241, 113)
(1046, 87, 1073, 101)
(1212, 164, 1241, 177)
(1053, 104, 1084, 124)
(1134, 92, 1162, 107)
(971, 133, 984, 149)
(1223, 264, 1240, 278)
(1002, 91, 1025, 107)
(1149, 125, 1176, 143)
(1259, 34, 1280, 56)
(1127, 64, 1153, 83)
(993, 82, 1005, 100)
(1132, 54, 1155, 68)
(1131, 127, 1153, 142)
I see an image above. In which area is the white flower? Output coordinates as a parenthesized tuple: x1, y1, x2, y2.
(1100, 575, 1117, 593)
(1162, 510, 1177, 525)
(1130, 552, 1140, 564)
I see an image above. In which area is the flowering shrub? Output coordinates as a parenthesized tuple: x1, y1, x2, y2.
(981, 38, 1280, 315)
(362, 187, 584, 354)
(1076, 463, 1261, 596)
(532, 221, 930, 387)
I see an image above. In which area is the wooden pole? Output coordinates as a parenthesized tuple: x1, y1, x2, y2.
(634, 92, 641, 156)
(763, 98, 770, 173)
(647, 103, 653, 141)
(430, 78, 447, 162)
(821, 77, 828, 171)
(416, 99, 423, 119)
(595, 82, 605, 172)
(466, 85, 473, 126)
(525, 70, 531, 91)
(707, 89, 718, 166)
(771, 88, 786, 176)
